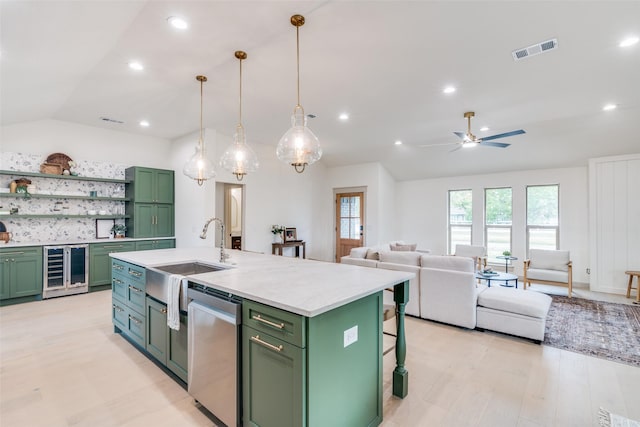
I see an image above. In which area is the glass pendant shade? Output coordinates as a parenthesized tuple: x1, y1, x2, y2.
(183, 143, 216, 185)
(184, 75, 215, 186)
(220, 125, 259, 180)
(277, 105, 321, 173)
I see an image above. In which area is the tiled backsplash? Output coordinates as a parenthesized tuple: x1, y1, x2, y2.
(0, 152, 129, 243)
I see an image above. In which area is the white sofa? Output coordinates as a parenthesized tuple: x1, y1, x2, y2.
(342, 246, 552, 342)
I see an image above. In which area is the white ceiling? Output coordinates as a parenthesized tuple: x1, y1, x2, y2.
(2, 1, 639, 181)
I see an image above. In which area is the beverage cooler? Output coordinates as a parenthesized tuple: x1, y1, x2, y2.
(43, 245, 88, 299)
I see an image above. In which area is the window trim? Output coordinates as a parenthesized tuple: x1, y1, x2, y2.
(484, 187, 513, 262)
(447, 189, 472, 254)
(525, 184, 560, 256)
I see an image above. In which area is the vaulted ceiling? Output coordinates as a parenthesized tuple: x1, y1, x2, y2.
(2, 1, 639, 180)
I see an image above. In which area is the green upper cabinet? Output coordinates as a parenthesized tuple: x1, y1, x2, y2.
(0, 246, 43, 301)
(126, 167, 174, 204)
(125, 167, 175, 238)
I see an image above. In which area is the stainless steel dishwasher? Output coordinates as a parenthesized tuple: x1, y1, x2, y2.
(187, 284, 242, 427)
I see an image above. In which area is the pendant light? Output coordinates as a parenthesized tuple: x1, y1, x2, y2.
(220, 51, 259, 181)
(276, 14, 322, 173)
(183, 75, 216, 186)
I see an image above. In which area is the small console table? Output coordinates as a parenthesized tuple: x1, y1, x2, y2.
(272, 241, 306, 259)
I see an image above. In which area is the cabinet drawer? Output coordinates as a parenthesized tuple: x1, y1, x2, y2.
(112, 260, 145, 287)
(112, 296, 128, 331)
(243, 300, 306, 348)
(125, 309, 146, 348)
(111, 274, 127, 301)
(127, 282, 146, 315)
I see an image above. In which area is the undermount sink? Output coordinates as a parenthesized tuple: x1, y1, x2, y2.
(146, 262, 228, 311)
(153, 262, 226, 275)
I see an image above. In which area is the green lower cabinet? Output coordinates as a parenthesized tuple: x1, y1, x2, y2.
(145, 297, 188, 383)
(243, 326, 306, 427)
(0, 246, 43, 302)
(135, 239, 175, 251)
(89, 242, 135, 287)
(242, 292, 383, 427)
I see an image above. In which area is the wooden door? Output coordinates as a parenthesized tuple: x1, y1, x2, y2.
(335, 192, 364, 262)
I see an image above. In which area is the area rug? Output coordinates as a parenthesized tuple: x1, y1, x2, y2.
(599, 407, 640, 427)
(543, 295, 640, 367)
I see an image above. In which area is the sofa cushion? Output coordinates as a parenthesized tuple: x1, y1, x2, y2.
(477, 287, 552, 319)
(379, 250, 421, 266)
(390, 243, 417, 251)
(420, 255, 474, 272)
(526, 268, 569, 283)
(365, 244, 391, 260)
(349, 247, 369, 259)
(529, 249, 570, 271)
(340, 257, 379, 268)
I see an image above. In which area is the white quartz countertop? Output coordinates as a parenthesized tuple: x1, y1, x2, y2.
(110, 247, 414, 317)
(0, 237, 174, 248)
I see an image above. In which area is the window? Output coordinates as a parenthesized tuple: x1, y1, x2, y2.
(527, 185, 559, 253)
(448, 190, 472, 253)
(485, 187, 512, 261)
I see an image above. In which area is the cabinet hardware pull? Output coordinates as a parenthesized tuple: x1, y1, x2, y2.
(105, 245, 124, 249)
(1, 251, 25, 255)
(128, 315, 142, 325)
(112, 304, 124, 312)
(113, 264, 124, 270)
(112, 278, 123, 284)
(129, 269, 142, 277)
(250, 335, 283, 353)
(161, 308, 168, 314)
(252, 314, 285, 329)
(128, 285, 143, 293)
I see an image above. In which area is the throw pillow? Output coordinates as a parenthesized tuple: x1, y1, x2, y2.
(390, 243, 417, 251)
(349, 247, 368, 259)
(365, 249, 380, 260)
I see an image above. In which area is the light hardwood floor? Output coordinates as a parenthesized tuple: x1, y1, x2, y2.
(1, 289, 638, 427)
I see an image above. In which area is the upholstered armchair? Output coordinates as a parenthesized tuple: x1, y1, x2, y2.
(524, 249, 573, 297)
(454, 244, 487, 271)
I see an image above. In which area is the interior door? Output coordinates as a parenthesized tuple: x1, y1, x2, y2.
(335, 192, 364, 262)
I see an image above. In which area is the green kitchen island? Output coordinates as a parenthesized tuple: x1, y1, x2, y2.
(110, 247, 413, 427)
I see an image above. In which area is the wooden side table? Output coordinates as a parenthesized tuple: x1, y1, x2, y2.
(625, 270, 640, 303)
(272, 241, 306, 259)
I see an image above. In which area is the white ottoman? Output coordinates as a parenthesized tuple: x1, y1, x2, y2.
(476, 287, 552, 343)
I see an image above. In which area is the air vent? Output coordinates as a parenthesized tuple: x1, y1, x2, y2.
(99, 117, 124, 124)
(512, 38, 558, 61)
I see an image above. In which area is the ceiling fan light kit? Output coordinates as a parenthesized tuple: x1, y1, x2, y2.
(453, 111, 525, 150)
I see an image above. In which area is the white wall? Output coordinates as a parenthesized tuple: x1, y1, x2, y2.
(396, 167, 590, 283)
(169, 128, 217, 248)
(1, 119, 172, 167)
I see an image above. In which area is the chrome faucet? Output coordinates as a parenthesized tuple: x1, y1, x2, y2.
(200, 217, 229, 263)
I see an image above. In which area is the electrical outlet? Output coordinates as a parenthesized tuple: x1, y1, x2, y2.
(343, 325, 358, 348)
(586, 268, 591, 274)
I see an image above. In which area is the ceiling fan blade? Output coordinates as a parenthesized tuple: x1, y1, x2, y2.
(449, 144, 463, 153)
(453, 131, 466, 140)
(480, 129, 525, 142)
(480, 141, 511, 148)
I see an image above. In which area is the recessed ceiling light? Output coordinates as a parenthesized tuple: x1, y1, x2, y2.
(139, 120, 150, 127)
(128, 61, 144, 71)
(602, 103, 617, 111)
(619, 36, 639, 48)
(443, 86, 456, 94)
(339, 113, 349, 121)
(394, 140, 403, 146)
(168, 16, 188, 30)
(480, 126, 489, 132)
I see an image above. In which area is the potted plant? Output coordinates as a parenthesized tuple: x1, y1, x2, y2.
(111, 223, 127, 238)
(502, 250, 511, 257)
(271, 225, 285, 243)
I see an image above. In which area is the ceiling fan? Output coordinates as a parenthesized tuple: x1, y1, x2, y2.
(421, 111, 525, 151)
